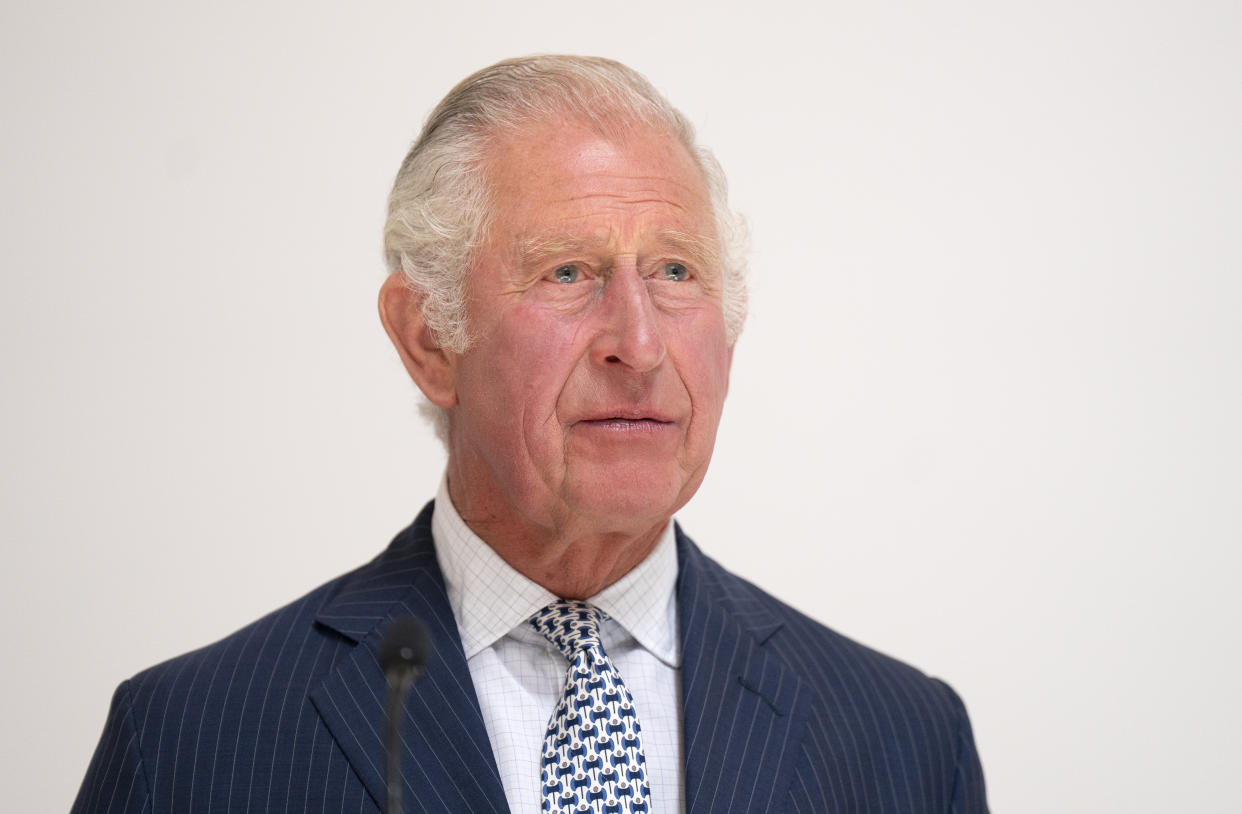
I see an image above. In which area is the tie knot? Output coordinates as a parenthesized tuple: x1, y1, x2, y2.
(530, 600, 604, 659)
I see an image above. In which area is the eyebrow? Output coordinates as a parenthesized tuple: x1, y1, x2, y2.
(515, 229, 721, 270)
(657, 230, 721, 269)
(516, 235, 595, 269)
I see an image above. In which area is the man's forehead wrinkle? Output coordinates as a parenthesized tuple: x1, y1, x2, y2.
(567, 174, 703, 203)
(558, 193, 692, 214)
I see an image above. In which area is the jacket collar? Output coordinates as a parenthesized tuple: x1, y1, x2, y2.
(308, 504, 811, 814)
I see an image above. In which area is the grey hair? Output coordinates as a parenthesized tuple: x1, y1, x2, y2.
(382, 55, 748, 437)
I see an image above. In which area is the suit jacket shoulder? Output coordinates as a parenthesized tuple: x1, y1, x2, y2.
(674, 525, 988, 813)
(72, 503, 507, 814)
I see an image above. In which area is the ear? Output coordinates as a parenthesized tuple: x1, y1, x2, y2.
(378, 273, 458, 408)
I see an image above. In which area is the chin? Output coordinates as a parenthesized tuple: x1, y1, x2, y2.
(563, 473, 697, 535)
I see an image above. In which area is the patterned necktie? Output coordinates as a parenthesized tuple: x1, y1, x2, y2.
(530, 600, 652, 813)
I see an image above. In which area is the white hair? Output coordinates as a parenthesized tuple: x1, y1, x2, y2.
(382, 55, 748, 438)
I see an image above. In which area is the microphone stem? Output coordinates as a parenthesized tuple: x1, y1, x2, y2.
(385, 671, 411, 814)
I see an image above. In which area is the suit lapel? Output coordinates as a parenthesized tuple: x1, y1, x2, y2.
(676, 526, 812, 814)
(306, 508, 810, 813)
(309, 503, 509, 814)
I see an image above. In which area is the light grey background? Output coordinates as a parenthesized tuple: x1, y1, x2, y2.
(3, 2, 1239, 812)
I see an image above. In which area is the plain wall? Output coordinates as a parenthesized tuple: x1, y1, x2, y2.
(3, 1, 1239, 811)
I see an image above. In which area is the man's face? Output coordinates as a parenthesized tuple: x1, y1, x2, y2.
(444, 118, 732, 540)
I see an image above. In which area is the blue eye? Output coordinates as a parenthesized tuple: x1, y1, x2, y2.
(663, 262, 688, 282)
(553, 265, 580, 284)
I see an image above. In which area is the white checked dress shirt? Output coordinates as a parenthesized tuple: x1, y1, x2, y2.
(431, 477, 685, 813)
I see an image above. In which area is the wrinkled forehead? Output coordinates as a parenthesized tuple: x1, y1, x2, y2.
(481, 118, 715, 228)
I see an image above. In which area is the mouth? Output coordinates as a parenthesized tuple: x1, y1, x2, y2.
(575, 407, 677, 433)
(579, 417, 674, 432)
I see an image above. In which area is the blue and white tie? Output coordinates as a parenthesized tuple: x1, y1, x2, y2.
(530, 600, 651, 813)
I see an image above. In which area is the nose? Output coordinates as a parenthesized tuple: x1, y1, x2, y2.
(591, 265, 666, 373)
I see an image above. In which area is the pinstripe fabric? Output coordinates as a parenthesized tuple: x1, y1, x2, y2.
(675, 529, 988, 814)
(73, 504, 506, 814)
(73, 502, 988, 813)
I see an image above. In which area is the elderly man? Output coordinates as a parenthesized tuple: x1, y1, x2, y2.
(74, 56, 988, 814)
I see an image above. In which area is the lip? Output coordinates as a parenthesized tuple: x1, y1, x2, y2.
(576, 407, 677, 424)
(572, 417, 677, 439)
(577, 417, 674, 429)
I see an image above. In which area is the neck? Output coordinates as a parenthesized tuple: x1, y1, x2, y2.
(459, 511, 667, 600)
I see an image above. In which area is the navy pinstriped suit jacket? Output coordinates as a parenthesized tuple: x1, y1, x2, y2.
(73, 502, 988, 813)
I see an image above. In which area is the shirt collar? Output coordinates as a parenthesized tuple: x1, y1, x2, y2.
(431, 475, 680, 667)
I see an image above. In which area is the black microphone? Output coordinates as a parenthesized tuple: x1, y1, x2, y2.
(378, 616, 431, 814)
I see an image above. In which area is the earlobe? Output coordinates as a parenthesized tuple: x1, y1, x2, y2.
(378, 274, 458, 408)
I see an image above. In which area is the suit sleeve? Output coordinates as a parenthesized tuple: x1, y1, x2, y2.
(934, 679, 989, 814)
(71, 681, 153, 814)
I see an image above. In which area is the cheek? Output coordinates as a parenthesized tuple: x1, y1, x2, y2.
(468, 306, 585, 419)
(683, 318, 732, 400)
